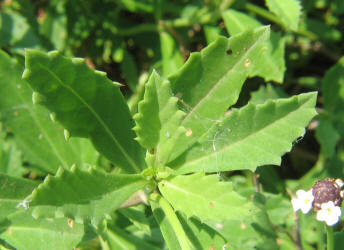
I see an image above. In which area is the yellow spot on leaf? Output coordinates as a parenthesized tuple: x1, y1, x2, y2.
(186, 129, 192, 137)
(67, 218, 74, 229)
(244, 59, 251, 67)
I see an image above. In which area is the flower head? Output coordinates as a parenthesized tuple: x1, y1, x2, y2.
(291, 189, 314, 214)
(312, 178, 343, 211)
(316, 201, 342, 226)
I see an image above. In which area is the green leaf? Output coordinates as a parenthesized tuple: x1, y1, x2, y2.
(0, 138, 25, 177)
(265, 0, 302, 31)
(177, 214, 229, 250)
(250, 83, 288, 105)
(121, 50, 139, 91)
(160, 31, 183, 77)
(303, 18, 342, 43)
(222, 10, 286, 83)
(119, 205, 151, 236)
(322, 57, 344, 116)
(0, 174, 38, 221)
(99, 221, 161, 250)
(150, 193, 191, 250)
(171, 92, 317, 174)
(168, 26, 270, 161)
(158, 173, 258, 223)
(222, 9, 261, 35)
(203, 25, 224, 44)
(24, 167, 147, 225)
(0, 211, 84, 250)
(214, 192, 278, 250)
(22, 49, 145, 173)
(0, 10, 39, 50)
(315, 117, 340, 158)
(0, 50, 98, 173)
(335, 229, 344, 250)
(39, 1, 67, 51)
(133, 71, 185, 165)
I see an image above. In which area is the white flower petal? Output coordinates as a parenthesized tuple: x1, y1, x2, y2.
(300, 203, 312, 214)
(291, 198, 301, 212)
(333, 206, 342, 217)
(316, 201, 342, 226)
(335, 179, 344, 188)
(317, 210, 326, 221)
(291, 189, 314, 214)
(325, 214, 340, 226)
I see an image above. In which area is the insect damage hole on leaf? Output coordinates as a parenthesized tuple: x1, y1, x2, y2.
(226, 49, 233, 55)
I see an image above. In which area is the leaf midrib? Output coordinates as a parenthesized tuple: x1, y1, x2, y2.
(37, 63, 140, 172)
(181, 29, 267, 125)
(177, 97, 312, 168)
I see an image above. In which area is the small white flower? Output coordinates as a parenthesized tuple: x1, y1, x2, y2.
(335, 178, 344, 188)
(316, 201, 342, 226)
(291, 189, 314, 214)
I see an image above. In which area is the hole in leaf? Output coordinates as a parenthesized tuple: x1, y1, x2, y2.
(226, 49, 233, 55)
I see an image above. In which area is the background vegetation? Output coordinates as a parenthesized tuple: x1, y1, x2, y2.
(0, 0, 344, 249)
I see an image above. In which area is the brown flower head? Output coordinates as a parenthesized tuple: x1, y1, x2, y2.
(312, 178, 343, 211)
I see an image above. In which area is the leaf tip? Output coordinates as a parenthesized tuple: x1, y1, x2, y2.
(70, 163, 77, 172)
(56, 167, 64, 177)
(113, 81, 125, 87)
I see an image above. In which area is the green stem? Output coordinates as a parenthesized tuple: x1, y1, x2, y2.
(150, 193, 191, 250)
(244, 3, 284, 28)
(244, 2, 319, 41)
(326, 225, 334, 250)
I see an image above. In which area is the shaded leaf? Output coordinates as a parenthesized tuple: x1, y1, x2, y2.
(0, 10, 39, 50)
(177, 214, 230, 250)
(168, 26, 270, 161)
(133, 71, 185, 165)
(322, 57, 344, 116)
(121, 49, 139, 91)
(0, 50, 98, 173)
(171, 92, 317, 174)
(0, 174, 38, 221)
(99, 221, 160, 250)
(0, 211, 84, 250)
(315, 117, 340, 158)
(265, 0, 302, 30)
(249, 83, 288, 105)
(25, 167, 147, 225)
(119, 205, 151, 236)
(23, 49, 145, 173)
